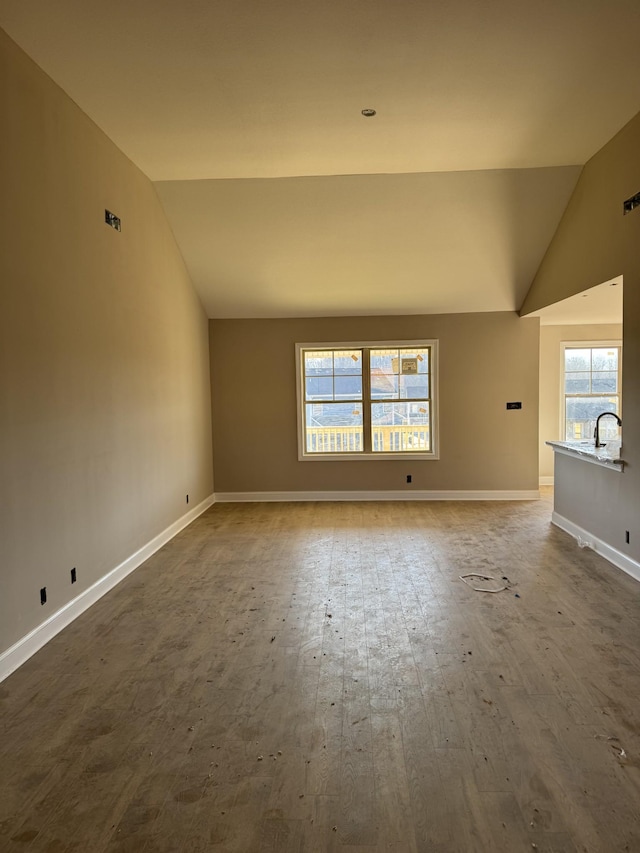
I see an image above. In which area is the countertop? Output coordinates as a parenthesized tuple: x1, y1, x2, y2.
(546, 439, 624, 470)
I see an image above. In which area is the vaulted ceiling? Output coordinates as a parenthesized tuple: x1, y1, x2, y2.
(2, 1, 639, 318)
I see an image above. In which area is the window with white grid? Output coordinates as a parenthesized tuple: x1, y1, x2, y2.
(296, 341, 438, 459)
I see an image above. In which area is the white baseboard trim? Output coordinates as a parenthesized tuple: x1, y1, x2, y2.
(215, 489, 540, 502)
(539, 476, 555, 486)
(552, 511, 640, 584)
(0, 493, 215, 683)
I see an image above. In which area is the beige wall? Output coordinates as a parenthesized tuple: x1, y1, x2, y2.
(539, 324, 622, 480)
(553, 452, 627, 552)
(210, 312, 539, 494)
(520, 111, 640, 317)
(522, 110, 640, 561)
(0, 30, 213, 655)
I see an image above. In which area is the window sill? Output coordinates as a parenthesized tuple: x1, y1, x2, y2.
(299, 451, 439, 461)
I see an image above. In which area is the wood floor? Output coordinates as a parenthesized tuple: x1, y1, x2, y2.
(1, 493, 640, 852)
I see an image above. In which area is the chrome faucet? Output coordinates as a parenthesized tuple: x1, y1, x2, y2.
(594, 411, 622, 448)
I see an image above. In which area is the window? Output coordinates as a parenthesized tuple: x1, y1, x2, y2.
(562, 343, 621, 440)
(296, 340, 438, 459)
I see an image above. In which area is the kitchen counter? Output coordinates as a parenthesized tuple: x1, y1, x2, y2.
(546, 439, 624, 471)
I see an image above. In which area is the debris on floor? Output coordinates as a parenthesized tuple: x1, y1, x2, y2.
(459, 573, 512, 593)
(594, 734, 627, 760)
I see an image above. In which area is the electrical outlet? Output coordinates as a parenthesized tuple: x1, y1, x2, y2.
(625, 530, 630, 544)
(406, 475, 412, 484)
(40, 587, 47, 605)
(71, 567, 77, 584)
(186, 494, 189, 504)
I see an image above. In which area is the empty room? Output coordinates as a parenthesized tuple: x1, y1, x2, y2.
(1, 2, 640, 851)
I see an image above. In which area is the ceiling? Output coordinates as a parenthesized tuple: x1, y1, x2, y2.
(155, 168, 581, 318)
(2, 1, 639, 318)
(528, 276, 623, 326)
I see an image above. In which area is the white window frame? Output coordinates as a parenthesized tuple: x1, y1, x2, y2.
(296, 339, 439, 461)
(560, 340, 622, 440)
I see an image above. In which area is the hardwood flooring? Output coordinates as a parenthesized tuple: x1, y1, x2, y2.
(1, 492, 640, 852)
